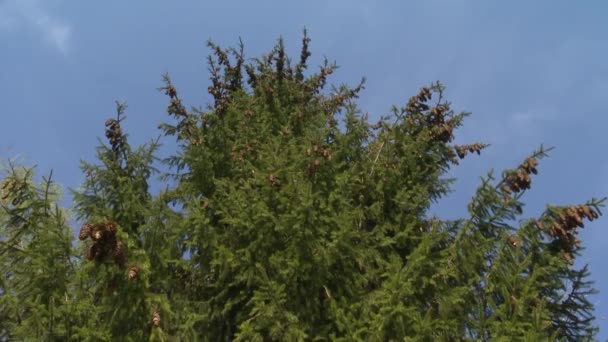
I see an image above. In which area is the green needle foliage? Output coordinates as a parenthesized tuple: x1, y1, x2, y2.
(0, 31, 605, 341)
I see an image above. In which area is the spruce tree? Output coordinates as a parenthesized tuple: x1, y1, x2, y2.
(0, 164, 74, 340)
(0, 32, 604, 341)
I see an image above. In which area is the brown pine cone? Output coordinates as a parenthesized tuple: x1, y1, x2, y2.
(113, 241, 126, 266)
(91, 225, 104, 241)
(128, 265, 140, 281)
(105, 221, 117, 235)
(152, 311, 161, 327)
(86, 243, 101, 261)
(79, 224, 92, 240)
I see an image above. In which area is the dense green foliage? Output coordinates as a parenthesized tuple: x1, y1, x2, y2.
(0, 33, 604, 341)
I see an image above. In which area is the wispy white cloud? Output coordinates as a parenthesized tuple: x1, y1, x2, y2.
(0, 0, 71, 55)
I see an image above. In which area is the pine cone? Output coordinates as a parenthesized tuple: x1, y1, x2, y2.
(152, 311, 161, 327)
(535, 220, 545, 230)
(105, 118, 117, 127)
(166, 84, 177, 98)
(91, 225, 104, 241)
(508, 234, 521, 248)
(89, 221, 118, 241)
(268, 174, 279, 186)
(86, 243, 101, 261)
(113, 241, 126, 266)
(128, 265, 140, 281)
(105, 221, 117, 235)
(79, 224, 92, 240)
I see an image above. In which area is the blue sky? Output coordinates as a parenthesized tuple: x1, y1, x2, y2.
(1, 0, 607, 336)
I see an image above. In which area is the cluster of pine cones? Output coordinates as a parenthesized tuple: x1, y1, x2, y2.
(405, 87, 454, 143)
(405, 87, 432, 113)
(306, 144, 332, 177)
(167, 97, 187, 118)
(427, 103, 454, 143)
(105, 119, 125, 153)
(79, 221, 125, 267)
(455, 143, 487, 159)
(502, 157, 538, 194)
(162, 80, 198, 144)
(537, 205, 600, 264)
(306, 144, 333, 161)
